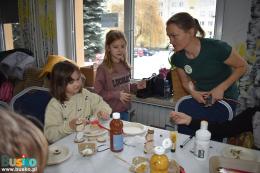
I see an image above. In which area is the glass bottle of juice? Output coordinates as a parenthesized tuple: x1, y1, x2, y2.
(150, 146, 169, 173)
(110, 112, 124, 152)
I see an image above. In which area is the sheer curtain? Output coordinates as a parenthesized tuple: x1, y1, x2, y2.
(18, 0, 57, 67)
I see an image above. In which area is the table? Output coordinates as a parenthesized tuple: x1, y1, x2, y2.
(44, 122, 260, 173)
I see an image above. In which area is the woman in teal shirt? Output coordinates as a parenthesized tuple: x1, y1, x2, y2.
(167, 12, 248, 139)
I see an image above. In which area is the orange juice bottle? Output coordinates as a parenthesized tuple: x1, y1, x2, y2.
(110, 112, 124, 152)
(150, 146, 169, 173)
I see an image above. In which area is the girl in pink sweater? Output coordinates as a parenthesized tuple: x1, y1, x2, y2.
(94, 30, 146, 120)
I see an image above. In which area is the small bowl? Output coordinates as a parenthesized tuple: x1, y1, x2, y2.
(129, 156, 149, 173)
(78, 142, 96, 156)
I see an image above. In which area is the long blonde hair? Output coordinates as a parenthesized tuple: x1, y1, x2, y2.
(0, 110, 48, 173)
(103, 30, 130, 71)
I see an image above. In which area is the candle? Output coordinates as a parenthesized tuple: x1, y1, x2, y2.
(170, 131, 178, 152)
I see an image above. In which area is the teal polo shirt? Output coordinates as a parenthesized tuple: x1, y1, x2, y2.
(171, 38, 238, 100)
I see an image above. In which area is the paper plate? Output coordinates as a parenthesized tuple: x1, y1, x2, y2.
(84, 124, 107, 137)
(123, 122, 147, 136)
(222, 146, 257, 161)
(47, 145, 72, 165)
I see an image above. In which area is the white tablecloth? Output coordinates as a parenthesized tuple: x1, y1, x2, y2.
(44, 123, 260, 173)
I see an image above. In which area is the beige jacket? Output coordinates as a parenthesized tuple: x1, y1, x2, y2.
(44, 88, 112, 143)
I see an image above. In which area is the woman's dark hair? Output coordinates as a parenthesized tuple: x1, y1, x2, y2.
(50, 61, 81, 103)
(166, 12, 205, 38)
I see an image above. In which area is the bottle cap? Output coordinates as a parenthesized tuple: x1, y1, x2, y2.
(200, 120, 208, 130)
(162, 138, 172, 149)
(112, 112, 120, 119)
(153, 146, 165, 155)
(196, 120, 211, 140)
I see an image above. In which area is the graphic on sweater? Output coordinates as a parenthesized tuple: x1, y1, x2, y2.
(112, 74, 131, 87)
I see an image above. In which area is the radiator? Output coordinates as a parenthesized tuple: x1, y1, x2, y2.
(130, 101, 175, 129)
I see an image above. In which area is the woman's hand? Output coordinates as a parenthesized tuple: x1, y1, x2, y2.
(170, 111, 192, 126)
(190, 90, 209, 104)
(137, 80, 146, 89)
(210, 86, 224, 104)
(97, 111, 110, 120)
(120, 91, 131, 104)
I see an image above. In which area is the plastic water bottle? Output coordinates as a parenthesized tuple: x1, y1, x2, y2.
(110, 112, 124, 152)
(164, 79, 171, 98)
(193, 121, 211, 160)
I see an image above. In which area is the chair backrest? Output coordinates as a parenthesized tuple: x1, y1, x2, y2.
(175, 95, 234, 141)
(10, 86, 52, 124)
(0, 100, 10, 110)
(175, 95, 233, 121)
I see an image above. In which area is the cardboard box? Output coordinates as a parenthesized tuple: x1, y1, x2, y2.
(80, 66, 96, 87)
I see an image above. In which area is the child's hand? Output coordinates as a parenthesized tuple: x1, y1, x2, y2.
(120, 91, 131, 103)
(170, 111, 192, 126)
(97, 111, 110, 120)
(137, 80, 146, 89)
(69, 118, 88, 130)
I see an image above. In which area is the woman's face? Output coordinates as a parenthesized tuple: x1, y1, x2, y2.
(65, 70, 82, 98)
(166, 23, 193, 52)
(108, 38, 126, 63)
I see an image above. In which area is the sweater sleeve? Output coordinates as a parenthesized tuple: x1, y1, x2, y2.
(44, 99, 73, 143)
(86, 89, 112, 117)
(94, 65, 120, 100)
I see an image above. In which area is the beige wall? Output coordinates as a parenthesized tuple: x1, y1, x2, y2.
(74, 0, 84, 67)
(3, 24, 13, 50)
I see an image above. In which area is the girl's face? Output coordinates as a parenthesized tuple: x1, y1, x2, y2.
(166, 23, 193, 52)
(65, 70, 82, 98)
(108, 38, 126, 63)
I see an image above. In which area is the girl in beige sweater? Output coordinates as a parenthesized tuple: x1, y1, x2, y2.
(44, 61, 112, 143)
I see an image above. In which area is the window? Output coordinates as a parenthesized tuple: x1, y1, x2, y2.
(83, 0, 124, 66)
(80, 0, 218, 79)
(133, 0, 217, 79)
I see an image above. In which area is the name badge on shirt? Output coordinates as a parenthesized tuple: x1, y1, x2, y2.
(184, 65, 192, 74)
